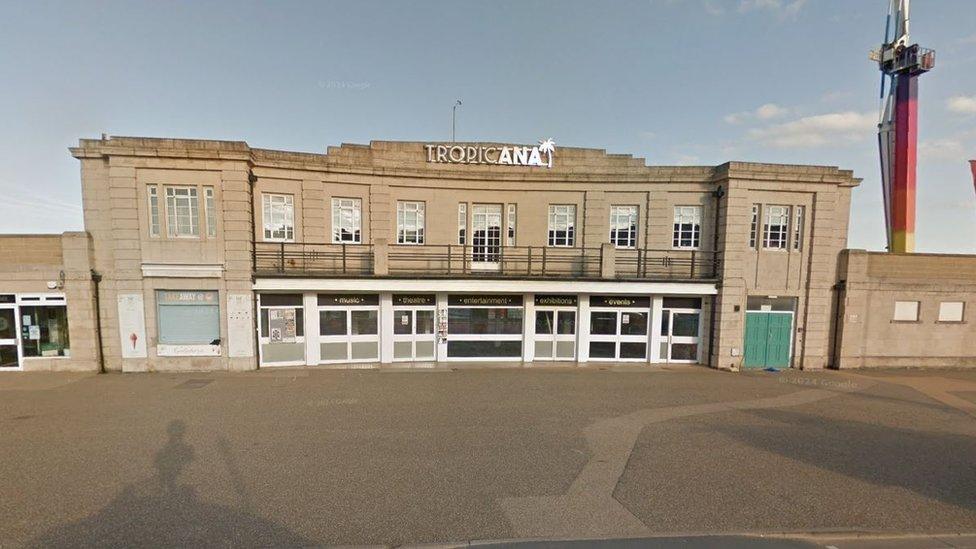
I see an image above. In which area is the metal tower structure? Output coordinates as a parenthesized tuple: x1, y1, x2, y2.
(870, 0, 935, 253)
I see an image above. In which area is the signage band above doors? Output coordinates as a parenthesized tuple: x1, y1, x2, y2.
(590, 295, 650, 308)
(534, 294, 577, 307)
(425, 138, 555, 168)
(448, 294, 524, 307)
(317, 294, 379, 306)
(393, 294, 436, 306)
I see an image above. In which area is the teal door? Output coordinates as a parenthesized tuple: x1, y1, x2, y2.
(743, 312, 792, 368)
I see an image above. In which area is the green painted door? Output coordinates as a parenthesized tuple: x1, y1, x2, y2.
(743, 312, 792, 368)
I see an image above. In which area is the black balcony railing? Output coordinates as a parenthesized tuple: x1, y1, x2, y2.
(253, 241, 720, 280)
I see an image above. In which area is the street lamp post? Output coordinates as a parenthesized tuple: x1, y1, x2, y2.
(452, 99, 462, 142)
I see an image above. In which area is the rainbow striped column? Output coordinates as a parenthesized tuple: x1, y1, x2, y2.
(890, 74, 918, 253)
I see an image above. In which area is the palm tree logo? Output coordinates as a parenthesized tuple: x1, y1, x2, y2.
(538, 138, 555, 168)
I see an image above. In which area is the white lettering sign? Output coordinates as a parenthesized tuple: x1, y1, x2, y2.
(425, 138, 555, 168)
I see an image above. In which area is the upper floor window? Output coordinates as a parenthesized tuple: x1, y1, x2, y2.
(938, 301, 965, 323)
(749, 204, 759, 248)
(397, 201, 425, 245)
(548, 205, 576, 247)
(332, 198, 362, 243)
(609, 205, 638, 248)
(506, 204, 517, 246)
(672, 206, 701, 249)
(763, 205, 791, 250)
(204, 187, 217, 238)
(458, 203, 467, 245)
(148, 185, 160, 238)
(165, 186, 199, 238)
(262, 193, 294, 242)
(893, 300, 919, 322)
(793, 205, 805, 251)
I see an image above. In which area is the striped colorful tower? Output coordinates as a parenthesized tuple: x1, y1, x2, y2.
(873, 0, 934, 254)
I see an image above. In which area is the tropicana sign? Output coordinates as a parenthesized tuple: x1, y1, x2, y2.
(425, 138, 555, 168)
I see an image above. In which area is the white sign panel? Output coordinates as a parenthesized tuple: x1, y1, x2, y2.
(425, 138, 555, 168)
(226, 293, 254, 358)
(117, 294, 147, 359)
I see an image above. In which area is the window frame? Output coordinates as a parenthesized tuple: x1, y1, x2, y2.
(672, 205, 702, 250)
(262, 193, 295, 242)
(331, 197, 362, 244)
(506, 204, 517, 247)
(792, 205, 805, 251)
(458, 203, 467, 245)
(749, 204, 760, 249)
(155, 290, 221, 354)
(165, 186, 200, 238)
(892, 300, 920, 322)
(547, 204, 576, 247)
(609, 205, 639, 249)
(396, 200, 426, 245)
(763, 204, 791, 250)
(148, 185, 160, 238)
(204, 186, 217, 238)
(937, 301, 965, 323)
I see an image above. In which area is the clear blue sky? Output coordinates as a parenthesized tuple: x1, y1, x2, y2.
(1, 0, 974, 252)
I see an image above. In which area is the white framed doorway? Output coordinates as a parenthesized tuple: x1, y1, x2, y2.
(392, 294, 436, 362)
(533, 294, 577, 361)
(0, 296, 21, 370)
(587, 295, 650, 362)
(318, 294, 380, 364)
(257, 293, 306, 367)
(471, 204, 502, 270)
(659, 297, 703, 363)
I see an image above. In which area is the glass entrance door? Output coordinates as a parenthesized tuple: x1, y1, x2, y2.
(588, 309, 649, 361)
(471, 204, 502, 269)
(0, 305, 21, 370)
(534, 308, 576, 360)
(393, 307, 436, 361)
(660, 309, 701, 363)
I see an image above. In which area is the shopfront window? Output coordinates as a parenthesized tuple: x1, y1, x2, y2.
(20, 305, 70, 357)
(447, 295, 523, 359)
(157, 290, 220, 345)
(448, 308, 522, 335)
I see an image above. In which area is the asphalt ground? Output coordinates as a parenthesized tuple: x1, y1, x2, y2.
(1, 365, 974, 547)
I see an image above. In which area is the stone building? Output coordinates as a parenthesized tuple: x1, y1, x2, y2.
(0, 135, 968, 372)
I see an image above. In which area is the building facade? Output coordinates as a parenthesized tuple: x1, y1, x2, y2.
(2, 136, 866, 372)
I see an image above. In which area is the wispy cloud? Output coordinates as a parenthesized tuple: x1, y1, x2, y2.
(747, 111, 876, 148)
(737, 0, 806, 18)
(724, 103, 790, 124)
(947, 95, 976, 115)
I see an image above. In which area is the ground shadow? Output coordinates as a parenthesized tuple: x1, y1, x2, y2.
(713, 407, 976, 511)
(28, 419, 313, 547)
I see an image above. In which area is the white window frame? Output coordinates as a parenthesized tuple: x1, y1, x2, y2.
(938, 301, 965, 323)
(749, 204, 759, 249)
(165, 186, 199, 238)
(609, 205, 638, 249)
(396, 201, 425, 245)
(262, 193, 295, 242)
(148, 185, 160, 238)
(893, 300, 920, 322)
(763, 205, 791, 250)
(204, 186, 217, 238)
(332, 197, 362, 244)
(672, 206, 701, 250)
(793, 205, 805, 251)
(392, 304, 437, 362)
(506, 204, 517, 247)
(458, 203, 467, 245)
(587, 306, 650, 362)
(446, 303, 524, 362)
(548, 204, 576, 247)
(318, 304, 380, 364)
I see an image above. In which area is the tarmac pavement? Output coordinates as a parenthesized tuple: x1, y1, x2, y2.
(1, 365, 974, 547)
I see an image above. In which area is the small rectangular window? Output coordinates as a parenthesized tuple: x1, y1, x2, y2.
(938, 301, 965, 322)
(397, 201, 425, 245)
(749, 204, 759, 248)
(204, 187, 216, 238)
(262, 194, 294, 241)
(165, 186, 199, 238)
(672, 206, 701, 249)
(893, 300, 920, 322)
(148, 185, 160, 237)
(332, 198, 362, 243)
(20, 305, 70, 357)
(763, 205, 790, 250)
(609, 205, 638, 248)
(458, 203, 467, 245)
(506, 204, 517, 246)
(793, 205, 804, 251)
(548, 205, 576, 247)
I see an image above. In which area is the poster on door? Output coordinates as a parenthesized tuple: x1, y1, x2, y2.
(268, 308, 296, 343)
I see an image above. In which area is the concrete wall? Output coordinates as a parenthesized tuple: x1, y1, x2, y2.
(835, 250, 976, 368)
(0, 232, 100, 371)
